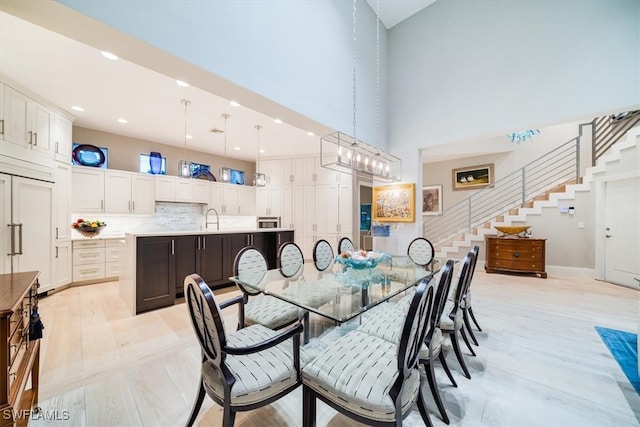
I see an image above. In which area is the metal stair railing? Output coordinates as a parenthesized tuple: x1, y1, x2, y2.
(592, 110, 640, 165)
(424, 137, 580, 248)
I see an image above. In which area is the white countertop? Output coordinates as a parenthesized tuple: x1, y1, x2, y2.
(125, 228, 295, 238)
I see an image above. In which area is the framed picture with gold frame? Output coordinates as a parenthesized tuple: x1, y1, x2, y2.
(373, 183, 415, 222)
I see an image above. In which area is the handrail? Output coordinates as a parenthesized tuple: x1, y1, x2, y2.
(592, 110, 640, 166)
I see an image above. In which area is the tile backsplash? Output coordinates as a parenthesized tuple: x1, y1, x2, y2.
(71, 202, 256, 237)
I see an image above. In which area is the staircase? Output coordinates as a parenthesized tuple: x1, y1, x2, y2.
(427, 121, 640, 259)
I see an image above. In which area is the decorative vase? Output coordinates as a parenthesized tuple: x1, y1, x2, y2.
(149, 152, 162, 174)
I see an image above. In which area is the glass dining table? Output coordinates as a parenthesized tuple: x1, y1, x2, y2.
(230, 256, 445, 342)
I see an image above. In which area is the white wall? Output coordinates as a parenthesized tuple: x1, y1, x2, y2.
(388, 0, 640, 247)
(56, 0, 389, 151)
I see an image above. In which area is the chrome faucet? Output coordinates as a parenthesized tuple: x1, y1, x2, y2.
(205, 208, 220, 231)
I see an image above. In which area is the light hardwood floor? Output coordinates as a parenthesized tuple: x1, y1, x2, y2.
(30, 270, 639, 426)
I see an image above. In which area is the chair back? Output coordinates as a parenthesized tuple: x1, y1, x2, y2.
(407, 237, 435, 268)
(338, 237, 355, 254)
(184, 274, 226, 366)
(429, 259, 455, 330)
(449, 251, 475, 320)
(466, 245, 480, 290)
(233, 246, 268, 296)
(397, 277, 435, 379)
(278, 242, 304, 278)
(312, 239, 334, 272)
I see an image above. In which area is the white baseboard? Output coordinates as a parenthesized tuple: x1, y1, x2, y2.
(474, 260, 594, 279)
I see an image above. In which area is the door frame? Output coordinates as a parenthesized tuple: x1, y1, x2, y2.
(594, 169, 640, 287)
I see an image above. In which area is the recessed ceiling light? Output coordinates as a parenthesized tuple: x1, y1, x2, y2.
(186, 134, 193, 139)
(274, 118, 283, 124)
(259, 149, 265, 154)
(71, 106, 85, 112)
(229, 101, 240, 107)
(117, 118, 128, 124)
(307, 131, 314, 136)
(101, 51, 118, 61)
(233, 147, 241, 151)
(176, 80, 189, 87)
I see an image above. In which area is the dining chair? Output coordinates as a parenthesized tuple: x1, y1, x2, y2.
(233, 246, 302, 330)
(462, 245, 482, 346)
(407, 237, 435, 269)
(302, 277, 436, 427)
(277, 241, 304, 279)
(338, 236, 355, 254)
(440, 251, 475, 379)
(312, 239, 334, 273)
(184, 273, 304, 427)
(355, 261, 457, 424)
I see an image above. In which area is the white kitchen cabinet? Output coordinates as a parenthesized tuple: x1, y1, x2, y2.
(53, 240, 72, 288)
(54, 163, 72, 240)
(53, 113, 72, 163)
(0, 173, 10, 274)
(72, 239, 121, 283)
(291, 157, 317, 185)
(155, 175, 198, 203)
(105, 170, 131, 213)
(256, 186, 283, 217)
(2, 85, 53, 158)
(261, 159, 292, 186)
(72, 167, 105, 212)
(192, 180, 210, 204)
(131, 174, 155, 214)
(222, 185, 239, 214)
(238, 186, 256, 215)
(209, 182, 224, 213)
(175, 179, 194, 202)
(104, 170, 155, 214)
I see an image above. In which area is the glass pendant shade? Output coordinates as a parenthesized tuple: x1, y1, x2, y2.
(219, 166, 231, 183)
(253, 172, 266, 187)
(178, 160, 192, 178)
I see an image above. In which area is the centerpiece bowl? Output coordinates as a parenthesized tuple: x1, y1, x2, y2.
(495, 225, 530, 237)
(334, 250, 391, 270)
(72, 218, 107, 238)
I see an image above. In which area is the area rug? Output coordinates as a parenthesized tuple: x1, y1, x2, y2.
(595, 326, 640, 394)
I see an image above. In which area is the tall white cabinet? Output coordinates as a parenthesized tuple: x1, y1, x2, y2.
(1, 77, 75, 293)
(260, 156, 353, 259)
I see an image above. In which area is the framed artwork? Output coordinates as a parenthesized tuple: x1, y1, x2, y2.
(422, 185, 442, 215)
(452, 163, 494, 191)
(373, 183, 415, 222)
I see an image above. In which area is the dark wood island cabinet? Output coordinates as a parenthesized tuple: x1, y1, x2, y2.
(132, 230, 294, 314)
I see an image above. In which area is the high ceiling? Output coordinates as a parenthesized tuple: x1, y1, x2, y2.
(0, 2, 436, 163)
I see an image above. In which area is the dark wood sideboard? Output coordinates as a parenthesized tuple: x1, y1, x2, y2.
(485, 236, 547, 278)
(1, 271, 41, 427)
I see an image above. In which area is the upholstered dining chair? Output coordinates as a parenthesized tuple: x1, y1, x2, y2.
(462, 245, 482, 346)
(355, 260, 457, 425)
(407, 237, 435, 269)
(312, 239, 334, 273)
(302, 277, 436, 427)
(184, 273, 304, 427)
(233, 246, 302, 330)
(277, 241, 304, 280)
(338, 236, 355, 254)
(440, 251, 475, 379)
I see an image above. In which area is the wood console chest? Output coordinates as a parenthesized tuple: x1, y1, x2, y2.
(485, 236, 547, 278)
(1, 271, 41, 427)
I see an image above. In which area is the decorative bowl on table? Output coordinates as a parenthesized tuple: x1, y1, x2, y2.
(494, 225, 531, 237)
(334, 250, 391, 270)
(71, 218, 107, 238)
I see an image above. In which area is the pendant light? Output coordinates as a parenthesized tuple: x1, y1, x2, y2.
(318, 0, 401, 181)
(178, 99, 192, 178)
(253, 124, 266, 187)
(219, 113, 231, 183)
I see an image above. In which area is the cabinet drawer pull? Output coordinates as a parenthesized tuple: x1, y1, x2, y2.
(513, 253, 520, 258)
(0, 119, 4, 135)
(79, 267, 100, 273)
(171, 239, 175, 255)
(28, 131, 33, 144)
(34, 132, 38, 146)
(202, 237, 206, 250)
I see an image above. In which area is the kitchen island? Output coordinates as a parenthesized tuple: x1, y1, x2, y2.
(120, 229, 293, 315)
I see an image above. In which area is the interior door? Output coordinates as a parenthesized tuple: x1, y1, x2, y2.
(604, 176, 640, 288)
